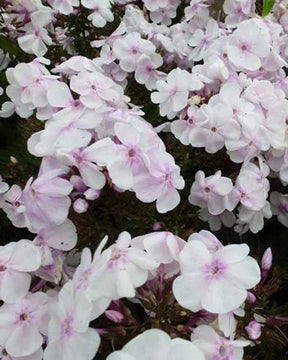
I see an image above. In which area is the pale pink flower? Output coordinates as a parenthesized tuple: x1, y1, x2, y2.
(82, 0, 114, 28)
(151, 68, 203, 119)
(44, 281, 100, 360)
(227, 19, 270, 71)
(134, 152, 185, 213)
(22, 169, 73, 232)
(0, 240, 41, 303)
(18, 10, 53, 57)
(171, 104, 206, 146)
(70, 71, 123, 109)
(135, 54, 165, 90)
(198, 209, 236, 232)
(112, 32, 156, 72)
(189, 18, 219, 61)
(52, 0, 79, 15)
(189, 170, 233, 215)
(191, 325, 250, 360)
(173, 239, 260, 313)
(270, 192, 288, 227)
(73, 242, 111, 320)
(0, 346, 43, 360)
(0, 292, 48, 357)
(245, 320, 262, 340)
(143, 0, 168, 12)
(227, 170, 267, 212)
(89, 232, 158, 299)
(2, 185, 26, 228)
(188, 102, 241, 154)
(73, 198, 89, 214)
(33, 220, 77, 266)
(132, 231, 186, 278)
(107, 328, 205, 360)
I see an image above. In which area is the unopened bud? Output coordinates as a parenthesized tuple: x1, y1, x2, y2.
(73, 198, 88, 214)
(153, 222, 162, 231)
(246, 292, 257, 304)
(105, 310, 124, 323)
(84, 188, 100, 200)
(261, 247, 272, 272)
(10, 156, 18, 164)
(245, 320, 262, 340)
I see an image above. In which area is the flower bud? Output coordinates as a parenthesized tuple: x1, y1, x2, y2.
(261, 247, 272, 272)
(153, 222, 162, 231)
(84, 188, 100, 200)
(245, 320, 262, 340)
(70, 175, 87, 192)
(105, 310, 124, 323)
(73, 198, 88, 214)
(246, 292, 257, 304)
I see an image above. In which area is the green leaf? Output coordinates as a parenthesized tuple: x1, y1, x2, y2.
(262, 0, 275, 16)
(0, 35, 28, 60)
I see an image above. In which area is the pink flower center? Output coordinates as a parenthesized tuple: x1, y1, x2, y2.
(211, 126, 217, 132)
(62, 316, 74, 338)
(0, 265, 7, 272)
(19, 313, 28, 321)
(128, 149, 136, 157)
(204, 187, 210, 193)
(205, 260, 227, 279)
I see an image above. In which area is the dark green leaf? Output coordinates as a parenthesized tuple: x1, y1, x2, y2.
(0, 35, 28, 60)
(262, 0, 275, 16)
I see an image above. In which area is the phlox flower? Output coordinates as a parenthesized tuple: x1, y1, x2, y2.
(107, 328, 205, 360)
(44, 281, 100, 360)
(18, 10, 53, 57)
(82, 0, 114, 28)
(6, 60, 54, 116)
(226, 168, 267, 212)
(151, 68, 203, 119)
(70, 71, 123, 109)
(218, 307, 245, 338)
(227, 19, 270, 71)
(56, 138, 116, 190)
(270, 192, 288, 227)
(52, 0, 79, 14)
(89, 231, 158, 299)
(198, 209, 236, 232)
(33, 220, 77, 266)
(134, 152, 185, 213)
(73, 242, 111, 320)
(0, 346, 43, 360)
(22, 169, 73, 232)
(191, 325, 250, 360)
(0, 240, 41, 303)
(171, 104, 206, 146)
(28, 101, 103, 157)
(150, 1, 179, 25)
(188, 102, 241, 154)
(100, 123, 164, 190)
(189, 170, 233, 215)
(187, 230, 223, 253)
(0, 292, 48, 358)
(189, 18, 219, 61)
(135, 54, 165, 91)
(184, 0, 209, 21)
(1, 185, 26, 228)
(223, 0, 254, 27)
(173, 238, 260, 313)
(143, 0, 168, 12)
(112, 32, 156, 72)
(0, 176, 8, 207)
(132, 231, 186, 278)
